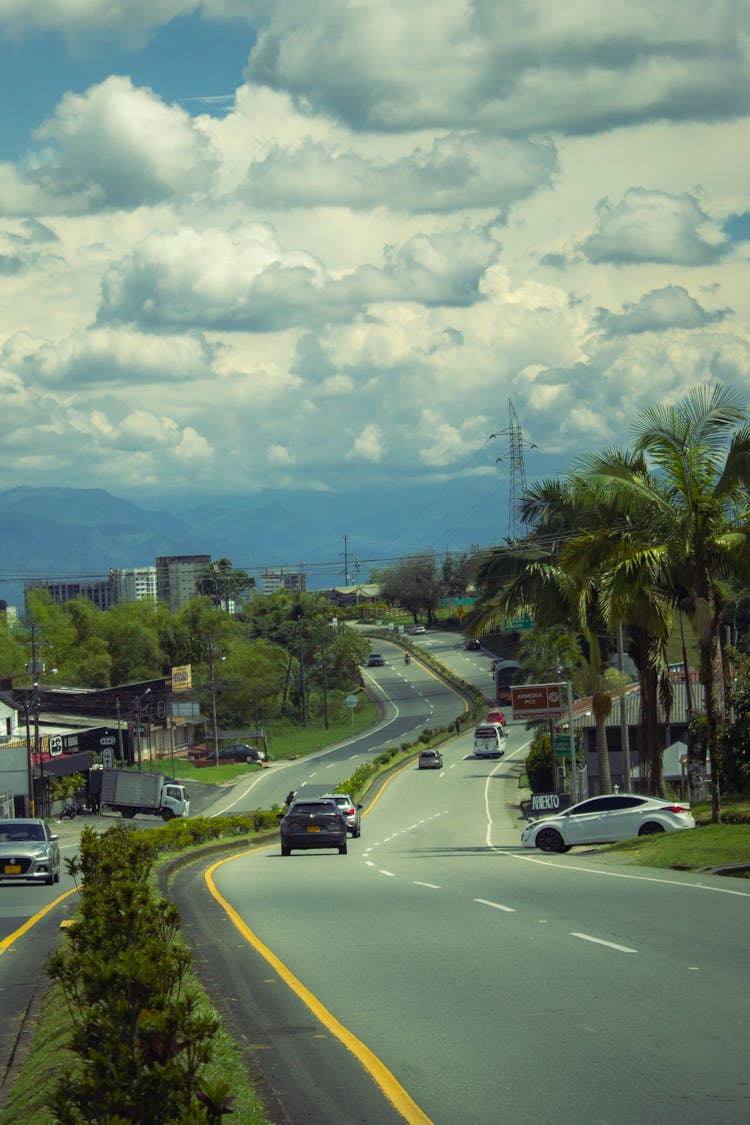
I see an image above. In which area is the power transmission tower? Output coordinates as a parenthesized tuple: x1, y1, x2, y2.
(490, 399, 536, 541)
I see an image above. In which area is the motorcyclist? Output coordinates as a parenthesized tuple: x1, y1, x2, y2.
(285, 790, 296, 806)
(404, 652, 411, 665)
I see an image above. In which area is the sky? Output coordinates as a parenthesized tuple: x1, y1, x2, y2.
(1, 0, 749, 507)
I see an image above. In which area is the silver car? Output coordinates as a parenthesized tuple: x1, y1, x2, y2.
(0, 818, 61, 885)
(320, 793, 363, 837)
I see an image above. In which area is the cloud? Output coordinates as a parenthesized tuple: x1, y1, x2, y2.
(1, 327, 217, 387)
(597, 285, 728, 336)
(347, 423, 386, 462)
(244, 131, 557, 215)
(582, 188, 727, 265)
(0, 0, 198, 45)
(245, 0, 750, 135)
(26, 76, 218, 210)
(97, 222, 502, 331)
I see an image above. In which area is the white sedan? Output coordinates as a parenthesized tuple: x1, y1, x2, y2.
(521, 794, 695, 853)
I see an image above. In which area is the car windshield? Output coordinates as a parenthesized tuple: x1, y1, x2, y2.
(291, 802, 333, 815)
(0, 824, 44, 842)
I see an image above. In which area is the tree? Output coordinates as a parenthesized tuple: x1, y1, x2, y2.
(578, 383, 750, 819)
(198, 557, 254, 612)
(380, 555, 445, 623)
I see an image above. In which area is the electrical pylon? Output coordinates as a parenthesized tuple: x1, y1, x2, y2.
(490, 399, 536, 541)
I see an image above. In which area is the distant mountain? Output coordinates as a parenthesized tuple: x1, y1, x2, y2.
(0, 478, 508, 608)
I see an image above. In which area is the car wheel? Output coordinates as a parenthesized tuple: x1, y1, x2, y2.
(161, 808, 173, 822)
(536, 827, 566, 853)
(281, 845, 291, 856)
(46, 868, 55, 886)
(339, 842, 348, 855)
(54, 862, 60, 884)
(122, 808, 135, 819)
(354, 826, 361, 838)
(637, 821, 666, 836)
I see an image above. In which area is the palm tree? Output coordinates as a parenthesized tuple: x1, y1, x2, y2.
(472, 477, 618, 795)
(577, 383, 750, 820)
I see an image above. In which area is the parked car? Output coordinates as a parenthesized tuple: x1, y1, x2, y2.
(418, 748, 443, 770)
(367, 653, 385, 667)
(217, 742, 264, 763)
(0, 818, 61, 885)
(464, 638, 481, 651)
(407, 624, 426, 635)
(320, 792, 363, 837)
(520, 794, 696, 853)
(279, 799, 348, 856)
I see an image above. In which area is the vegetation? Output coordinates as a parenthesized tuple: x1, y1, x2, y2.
(469, 383, 750, 820)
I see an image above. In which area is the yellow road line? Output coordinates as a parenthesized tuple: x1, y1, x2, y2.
(205, 849, 434, 1125)
(0, 887, 79, 956)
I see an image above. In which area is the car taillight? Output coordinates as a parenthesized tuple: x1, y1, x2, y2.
(660, 805, 690, 813)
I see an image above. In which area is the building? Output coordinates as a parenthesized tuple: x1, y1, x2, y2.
(259, 566, 307, 596)
(24, 577, 116, 611)
(156, 555, 212, 611)
(110, 566, 157, 603)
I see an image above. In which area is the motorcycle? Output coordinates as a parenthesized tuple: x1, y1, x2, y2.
(60, 801, 77, 820)
(404, 653, 411, 665)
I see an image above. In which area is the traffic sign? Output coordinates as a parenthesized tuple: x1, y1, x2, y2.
(49, 735, 63, 757)
(511, 682, 565, 719)
(553, 734, 581, 757)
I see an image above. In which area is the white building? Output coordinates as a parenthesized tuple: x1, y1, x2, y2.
(110, 566, 157, 603)
(260, 566, 307, 596)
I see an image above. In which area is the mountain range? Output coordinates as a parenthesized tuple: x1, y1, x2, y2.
(0, 479, 509, 608)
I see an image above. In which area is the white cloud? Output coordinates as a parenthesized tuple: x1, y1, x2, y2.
(347, 424, 385, 462)
(582, 188, 727, 266)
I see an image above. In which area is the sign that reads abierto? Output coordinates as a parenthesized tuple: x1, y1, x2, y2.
(511, 682, 565, 719)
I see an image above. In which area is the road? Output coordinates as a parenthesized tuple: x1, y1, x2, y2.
(173, 631, 750, 1124)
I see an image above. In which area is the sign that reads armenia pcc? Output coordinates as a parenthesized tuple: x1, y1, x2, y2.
(510, 682, 565, 720)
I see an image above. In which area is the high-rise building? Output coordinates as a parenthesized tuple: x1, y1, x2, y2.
(24, 577, 115, 611)
(156, 555, 212, 610)
(259, 566, 307, 596)
(109, 566, 157, 603)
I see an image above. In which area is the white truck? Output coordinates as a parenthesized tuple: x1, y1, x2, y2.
(94, 769, 190, 821)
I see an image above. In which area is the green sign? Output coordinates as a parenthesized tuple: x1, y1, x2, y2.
(554, 734, 581, 758)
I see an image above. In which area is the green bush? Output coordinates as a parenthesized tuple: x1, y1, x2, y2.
(47, 823, 230, 1123)
(525, 735, 554, 792)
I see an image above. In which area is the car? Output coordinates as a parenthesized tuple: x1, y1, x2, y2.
(418, 748, 443, 770)
(464, 638, 481, 651)
(407, 624, 426, 635)
(486, 709, 506, 726)
(520, 794, 696, 853)
(473, 723, 507, 758)
(0, 818, 61, 885)
(320, 792, 363, 837)
(279, 799, 348, 855)
(217, 742, 264, 763)
(367, 653, 385, 667)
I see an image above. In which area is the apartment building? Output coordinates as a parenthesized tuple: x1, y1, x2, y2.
(109, 566, 157, 603)
(259, 566, 307, 596)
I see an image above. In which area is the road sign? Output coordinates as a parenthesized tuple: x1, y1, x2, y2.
(49, 735, 63, 757)
(511, 682, 565, 719)
(345, 694, 359, 709)
(553, 734, 581, 757)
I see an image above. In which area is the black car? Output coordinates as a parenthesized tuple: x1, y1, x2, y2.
(217, 742, 264, 763)
(367, 653, 384, 667)
(279, 799, 348, 856)
(464, 638, 481, 651)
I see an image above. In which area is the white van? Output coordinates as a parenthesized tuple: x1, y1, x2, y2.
(473, 723, 507, 759)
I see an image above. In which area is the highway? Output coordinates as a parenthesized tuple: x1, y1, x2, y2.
(174, 633, 750, 1123)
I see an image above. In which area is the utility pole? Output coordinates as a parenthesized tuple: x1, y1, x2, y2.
(342, 534, 350, 587)
(206, 635, 220, 765)
(320, 623, 329, 730)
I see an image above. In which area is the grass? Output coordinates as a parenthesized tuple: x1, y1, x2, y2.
(604, 801, 750, 872)
(607, 823, 750, 872)
(162, 700, 379, 783)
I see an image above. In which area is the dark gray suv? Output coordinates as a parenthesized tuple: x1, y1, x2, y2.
(279, 799, 348, 856)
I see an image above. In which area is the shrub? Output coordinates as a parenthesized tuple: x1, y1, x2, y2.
(526, 735, 554, 792)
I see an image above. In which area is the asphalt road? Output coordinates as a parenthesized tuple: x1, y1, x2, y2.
(171, 633, 750, 1124)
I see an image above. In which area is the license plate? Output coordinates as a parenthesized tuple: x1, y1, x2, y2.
(3, 864, 21, 874)
(306, 825, 321, 833)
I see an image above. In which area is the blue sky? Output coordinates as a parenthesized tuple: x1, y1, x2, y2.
(0, 1, 749, 508)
